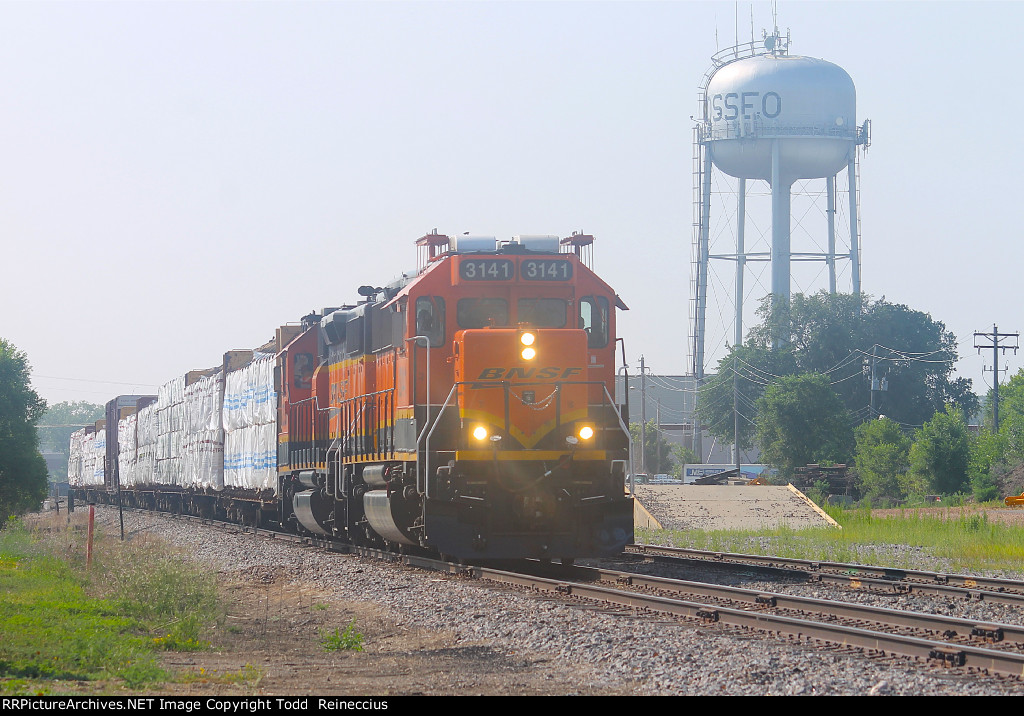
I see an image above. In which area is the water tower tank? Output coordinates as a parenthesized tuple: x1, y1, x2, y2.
(706, 54, 856, 182)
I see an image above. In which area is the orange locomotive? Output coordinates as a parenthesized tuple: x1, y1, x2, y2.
(278, 232, 634, 560)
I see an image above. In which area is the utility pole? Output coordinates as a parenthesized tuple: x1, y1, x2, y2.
(639, 355, 649, 475)
(733, 353, 741, 478)
(656, 399, 662, 474)
(862, 344, 889, 419)
(975, 325, 1019, 431)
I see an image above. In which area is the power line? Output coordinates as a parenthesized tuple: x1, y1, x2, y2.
(33, 374, 159, 388)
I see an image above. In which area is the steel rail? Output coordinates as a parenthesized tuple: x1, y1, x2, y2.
(537, 562, 1024, 648)
(463, 564, 1024, 679)
(627, 544, 1024, 605)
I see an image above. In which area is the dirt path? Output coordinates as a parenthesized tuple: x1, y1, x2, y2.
(149, 570, 624, 697)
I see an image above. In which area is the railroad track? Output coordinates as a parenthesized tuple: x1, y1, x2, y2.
(626, 543, 1024, 607)
(483, 561, 1024, 679)
(262, 524, 1024, 679)
(90, 508, 1024, 680)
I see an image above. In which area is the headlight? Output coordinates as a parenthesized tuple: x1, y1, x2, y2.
(472, 426, 489, 441)
(520, 332, 536, 346)
(578, 425, 595, 440)
(521, 347, 537, 360)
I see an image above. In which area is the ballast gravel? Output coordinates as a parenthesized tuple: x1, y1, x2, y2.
(81, 507, 1024, 696)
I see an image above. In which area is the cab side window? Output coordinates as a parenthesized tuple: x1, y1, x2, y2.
(579, 296, 609, 348)
(414, 296, 446, 347)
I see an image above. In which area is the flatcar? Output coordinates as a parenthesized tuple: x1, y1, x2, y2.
(69, 232, 634, 561)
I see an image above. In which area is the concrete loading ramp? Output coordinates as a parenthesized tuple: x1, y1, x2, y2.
(633, 484, 838, 531)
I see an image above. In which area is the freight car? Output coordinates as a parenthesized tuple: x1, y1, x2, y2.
(69, 232, 634, 562)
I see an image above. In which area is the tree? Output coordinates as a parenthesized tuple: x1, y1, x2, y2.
(37, 401, 104, 480)
(0, 339, 48, 518)
(961, 372, 1024, 502)
(696, 344, 798, 450)
(698, 292, 978, 451)
(630, 420, 690, 475)
(755, 373, 854, 479)
(668, 444, 700, 478)
(853, 417, 911, 502)
(980, 368, 1024, 431)
(909, 405, 971, 495)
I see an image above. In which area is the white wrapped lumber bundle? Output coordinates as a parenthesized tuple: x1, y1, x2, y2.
(117, 413, 138, 488)
(134, 403, 158, 486)
(181, 372, 225, 490)
(155, 375, 186, 485)
(68, 429, 87, 487)
(84, 429, 106, 486)
(223, 354, 277, 491)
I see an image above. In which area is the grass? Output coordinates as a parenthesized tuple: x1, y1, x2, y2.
(637, 503, 1024, 575)
(179, 663, 265, 691)
(0, 515, 223, 694)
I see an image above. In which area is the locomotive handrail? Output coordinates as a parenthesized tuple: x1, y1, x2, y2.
(418, 380, 630, 500)
(288, 388, 396, 468)
(285, 395, 327, 469)
(336, 388, 396, 460)
(418, 384, 460, 499)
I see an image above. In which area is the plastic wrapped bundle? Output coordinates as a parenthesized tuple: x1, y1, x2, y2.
(181, 370, 225, 489)
(117, 413, 138, 488)
(78, 432, 93, 486)
(134, 404, 158, 485)
(223, 353, 275, 431)
(223, 354, 277, 491)
(68, 429, 87, 487)
(221, 422, 278, 491)
(87, 429, 106, 486)
(181, 430, 225, 489)
(191, 373, 224, 432)
(155, 375, 186, 485)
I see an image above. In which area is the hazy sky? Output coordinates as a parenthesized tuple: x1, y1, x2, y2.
(5, 0, 1023, 410)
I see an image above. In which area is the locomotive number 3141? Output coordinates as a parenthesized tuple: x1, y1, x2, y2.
(522, 259, 572, 281)
(459, 259, 515, 281)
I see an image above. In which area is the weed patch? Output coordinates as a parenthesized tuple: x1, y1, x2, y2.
(320, 621, 364, 652)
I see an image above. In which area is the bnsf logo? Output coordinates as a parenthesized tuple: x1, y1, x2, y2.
(476, 367, 584, 380)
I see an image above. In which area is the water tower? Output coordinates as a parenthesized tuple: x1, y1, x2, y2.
(688, 28, 870, 455)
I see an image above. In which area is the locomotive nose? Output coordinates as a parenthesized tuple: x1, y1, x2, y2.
(453, 327, 589, 448)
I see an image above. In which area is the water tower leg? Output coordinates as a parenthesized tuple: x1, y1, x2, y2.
(693, 150, 713, 460)
(695, 152, 712, 380)
(827, 175, 837, 293)
(770, 140, 792, 346)
(735, 178, 746, 348)
(848, 153, 861, 295)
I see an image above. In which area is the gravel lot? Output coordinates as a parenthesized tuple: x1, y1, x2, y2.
(31, 506, 1024, 696)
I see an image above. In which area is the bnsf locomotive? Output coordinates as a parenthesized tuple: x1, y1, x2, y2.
(69, 232, 634, 561)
